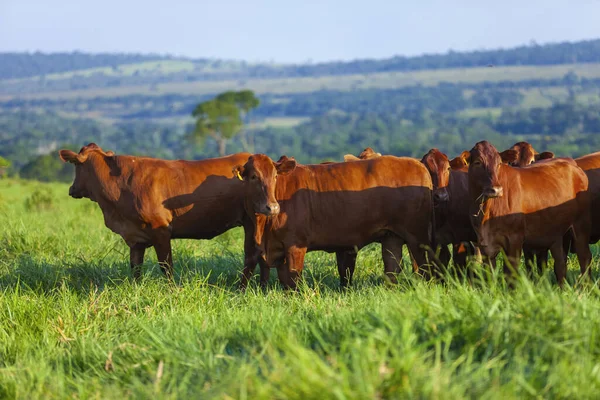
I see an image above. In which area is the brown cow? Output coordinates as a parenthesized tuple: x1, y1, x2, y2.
(343, 147, 382, 162)
(499, 142, 555, 274)
(235, 154, 435, 289)
(467, 141, 591, 285)
(420, 149, 479, 271)
(59, 143, 266, 286)
(502, 141, 555, 167)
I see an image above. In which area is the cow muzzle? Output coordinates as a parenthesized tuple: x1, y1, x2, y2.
(69, 186, 85, 199)
(433, 190, 449, 204)
(261, 202, 280, 216)
(482, 186, 503, 198)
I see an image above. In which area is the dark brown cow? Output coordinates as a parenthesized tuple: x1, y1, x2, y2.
(59, 143, 266, 285)
(467, 141, 591, 285)
(420, 149, 479, 270)
(235, 154, 435, 289)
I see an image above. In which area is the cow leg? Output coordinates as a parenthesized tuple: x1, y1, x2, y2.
(281, 246, 306, 290)
(550, 241, 567, 287)
(503, 244, 522, 287)
(336, 250, 357, 289)
(257, 256, 270, 288)
(407, 241, 433, 280)
(153, 232, 174, 280)
(537, 250, 548, 276)
(381, 236, 404, 284)
(240, 222, 268, 289)
(523, 246, 536, 278)
(129, 243, 146, 280)
(452, 243, 469, 275)
(438, 245, 451, 274)
(573, 222, 593, 279)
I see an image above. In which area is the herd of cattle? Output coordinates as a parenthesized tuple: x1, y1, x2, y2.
(58, 140, 600, 289)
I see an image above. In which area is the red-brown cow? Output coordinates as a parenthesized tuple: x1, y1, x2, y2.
(467, 141, 591, 285)
(499, 142, 555, 273)
(234, 154, 435, 289)
(59, 143, 266, 285)
(421, 149, 479, 270)
(502, 141, 555, 167)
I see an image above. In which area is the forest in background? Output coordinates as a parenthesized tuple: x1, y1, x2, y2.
(1, 38, 600, 181)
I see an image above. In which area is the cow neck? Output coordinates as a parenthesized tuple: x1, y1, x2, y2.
(469, 164, 514, 243)
(87, 153, 126, 206)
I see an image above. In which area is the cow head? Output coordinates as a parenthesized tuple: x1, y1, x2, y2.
(501, 141, 555, 167)
(59, 143, 114, 199)
(233, 154, 297, 216)
(469, 141, 508, 199)
(421, 148, 450, 204)
(449, 151, 471, 169)
(343, 147, 382, 162)
(358, 147, 382, 159)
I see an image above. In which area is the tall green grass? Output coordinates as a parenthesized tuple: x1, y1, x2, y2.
(1, 179, 600, 399)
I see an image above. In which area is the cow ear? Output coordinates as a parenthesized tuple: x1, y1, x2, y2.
(535, 151, 554, 161)
(105, 150, 115, 157)
(275, 157, 297, 175)
(232, 165, 245, 181)
(59, 149, 84, 164)
(500, 149, 519, 164)
(343, 154, 360, 162)
(460, 150, 471, 164)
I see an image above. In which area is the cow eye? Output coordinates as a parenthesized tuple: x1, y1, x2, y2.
(473, 160, 482, 166)
(251, 175, 257, 180)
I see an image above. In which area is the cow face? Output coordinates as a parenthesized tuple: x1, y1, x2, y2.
(501, 141, 555, 167)
(421, 148, 450, 204)
(59, 143, 114, 199)
(233, 154, 297, 216)
(469, 141, 511, 199)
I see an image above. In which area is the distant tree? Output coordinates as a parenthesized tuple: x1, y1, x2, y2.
(190, 90, 260, 156)
(20, 153, 73, 182)
(0, 156, 10, 177)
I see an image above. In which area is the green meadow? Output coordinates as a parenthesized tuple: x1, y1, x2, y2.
(1, 178, 600, 398)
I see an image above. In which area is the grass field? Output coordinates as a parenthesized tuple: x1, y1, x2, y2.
(2, 178, 600, 398)
(3, 62, 600, 101)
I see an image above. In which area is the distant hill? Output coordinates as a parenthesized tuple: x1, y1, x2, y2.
(0, 52, 181, 80)
(2, 38, 600, 83)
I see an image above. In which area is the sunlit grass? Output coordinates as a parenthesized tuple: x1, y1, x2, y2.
(1, 178, 600, 398)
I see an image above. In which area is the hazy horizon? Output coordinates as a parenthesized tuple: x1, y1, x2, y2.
(2, 0, 600, 63)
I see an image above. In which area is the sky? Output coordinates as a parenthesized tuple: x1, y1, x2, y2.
(1, 0, 599, 63)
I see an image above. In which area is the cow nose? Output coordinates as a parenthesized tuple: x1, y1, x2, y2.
(483, 186, 503, 198)
(265, 202, 280, 215)
(433, 190, 449, 203)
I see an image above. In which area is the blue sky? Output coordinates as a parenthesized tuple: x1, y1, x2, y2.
(1, 0, 599, 63)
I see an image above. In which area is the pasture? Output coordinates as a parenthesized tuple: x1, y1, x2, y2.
(3, 62, 600, 101)
(2, 178, 600, 398)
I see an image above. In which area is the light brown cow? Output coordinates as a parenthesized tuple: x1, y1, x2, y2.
(343, 147, 382, 162)
(467, 141, 591, 285)
(235, 154, 435, 289)
(59, 143, 266, 285)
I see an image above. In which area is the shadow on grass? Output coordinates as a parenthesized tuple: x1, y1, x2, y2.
(0, 246, 596, 295)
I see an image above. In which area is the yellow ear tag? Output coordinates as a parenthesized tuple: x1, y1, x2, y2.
(235, 170, 243, 181)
